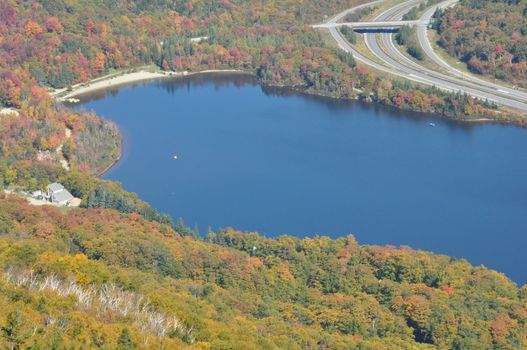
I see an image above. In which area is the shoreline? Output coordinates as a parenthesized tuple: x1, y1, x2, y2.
(53, 68, 246, 101)
(96, 142, 122, 178)
(265, 82, 506, 126)
(62, 68, 247, 177)
(54, 67, 521, 127)
(55, 68, 522, 178)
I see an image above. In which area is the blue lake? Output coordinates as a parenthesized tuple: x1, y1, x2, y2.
(76, 74, 527, 284)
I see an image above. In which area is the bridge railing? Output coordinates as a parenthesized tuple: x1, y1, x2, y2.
(313, 20, 424, 29)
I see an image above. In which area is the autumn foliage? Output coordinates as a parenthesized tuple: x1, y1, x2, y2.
(0, 1, 524, 348)
(0, 198, 525, 348)
(436, 0, 527, 87)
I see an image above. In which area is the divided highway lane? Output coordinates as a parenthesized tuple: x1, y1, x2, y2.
(369, 6, 527, 107)
(325, 0, 455, 89)
(364, 0, 527, 110)
(322, 0, 527, 112)
(417, 0, 527, 102)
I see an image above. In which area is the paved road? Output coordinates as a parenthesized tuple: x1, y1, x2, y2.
(368, 2, 527, 106)
(325, 0, 445, 88)
(382, 0, 527, 104)
(322, 0, 527, 112)
(417, 0, 527, 101)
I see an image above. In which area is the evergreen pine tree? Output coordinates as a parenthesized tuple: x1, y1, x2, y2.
(1, 311, 28, 350)
(117, 328, 134, 350)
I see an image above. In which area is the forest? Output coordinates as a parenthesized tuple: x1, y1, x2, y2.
(0, 0, 526, 348)
(435, 0, 527, 87)
(0, 197, 526, 349)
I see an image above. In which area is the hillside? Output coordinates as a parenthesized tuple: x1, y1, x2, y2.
(436, 0, 527, 87)
(0, 197, 526, 349)
(0, 1, 526, 348)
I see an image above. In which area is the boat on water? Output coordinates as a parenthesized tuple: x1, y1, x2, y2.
(173, 155, 178, 160)
(429, 122, 436, 127)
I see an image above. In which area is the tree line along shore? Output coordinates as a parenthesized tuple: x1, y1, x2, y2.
(0, 0, 526, 347)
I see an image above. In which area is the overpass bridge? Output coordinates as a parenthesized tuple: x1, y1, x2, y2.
(313, 20, 425, 30)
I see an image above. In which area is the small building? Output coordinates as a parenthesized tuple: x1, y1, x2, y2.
(47, 182, 75, 206)
(31, 190, 44, 199)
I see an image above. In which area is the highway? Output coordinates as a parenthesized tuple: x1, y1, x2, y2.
(416, 0, 527, 100)
(325, 0, 444, 88)
(367, 0, 527, 109)
(319, 0, 527, 112)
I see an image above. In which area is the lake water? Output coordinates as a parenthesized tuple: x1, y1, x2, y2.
(76, 74, 527, 284)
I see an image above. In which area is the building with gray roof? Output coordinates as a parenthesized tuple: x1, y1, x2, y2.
(47, 183, 76, 206)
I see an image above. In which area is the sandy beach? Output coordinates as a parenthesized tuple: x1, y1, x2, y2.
(53, 70, 170, 100)
(53, 69, 244, 101)
(50, 67, 246, 177)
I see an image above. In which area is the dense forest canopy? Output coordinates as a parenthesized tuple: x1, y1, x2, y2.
(0, 0, 525, 348)
(0, 197, 525, 349)
(436, 0, 527, 86)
